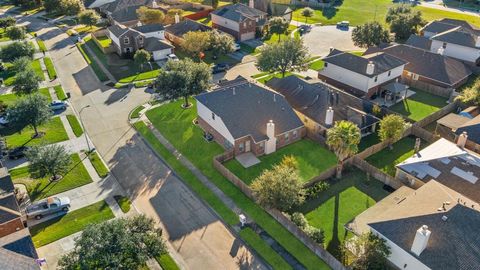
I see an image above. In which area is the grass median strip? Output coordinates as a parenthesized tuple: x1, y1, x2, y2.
(32, 59, 45, 81)
(130, 105, 145, 119)
(133, 121, 292, 270)
(54, 85, 67, 100)
(30, 200, 114, 247)
(66, 114, 83, 137)
(88, 151, 109, 178)
(114, 195, 131, 213)
(37, 39, 47, 52)
(156, 253, 181, 270)
(44, 57, 57, 80)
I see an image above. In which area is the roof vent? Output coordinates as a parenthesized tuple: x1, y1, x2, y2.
(273, 94, 276, 102)
(366, 61, 375, 75)
(442, 215, 448, 221)
(232, 87, 236, 95)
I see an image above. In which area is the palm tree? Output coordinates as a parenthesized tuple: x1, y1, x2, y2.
(326, 120, 361, 179)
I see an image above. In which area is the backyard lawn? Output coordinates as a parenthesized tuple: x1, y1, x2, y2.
(10, 153, 93, 201)
(96, 35, 112, 48)
(1, 117, 69, 148)
(358, 132, 381, 152)
(389, 89, 448, 122)
(224, 139, 337, 185)
(145, 99, 331, 269)
(292, 0, 480, 26)
(366, 136, 427, 176)
(299, 170, 390, 258)
(30, 200, 114, 247)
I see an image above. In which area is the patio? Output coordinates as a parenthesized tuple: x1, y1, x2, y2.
(372, 83, 415, 107)
(235, 152, 261, 168)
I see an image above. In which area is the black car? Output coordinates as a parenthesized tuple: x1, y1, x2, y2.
(8, 146, 29, 160)
(212, 63, 230, 74)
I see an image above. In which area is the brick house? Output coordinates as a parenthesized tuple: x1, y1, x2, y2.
(164, 19, 212, 46)
(195, 77, 305, 157)
(211, 3, 267, 41)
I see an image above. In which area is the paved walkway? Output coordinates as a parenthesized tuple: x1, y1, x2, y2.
(82, 39, 116, 83)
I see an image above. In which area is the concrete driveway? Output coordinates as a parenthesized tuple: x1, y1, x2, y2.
(302, 25, 361, 56)
(20, 15, 266, 270)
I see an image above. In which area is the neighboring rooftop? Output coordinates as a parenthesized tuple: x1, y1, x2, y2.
(165, 19, 212, 37)
(110, 5, 141, 23)
(266, 76, 379, 130)
(143, 37, 173, 51)
(422, 18, 477, 34)
(0, 229, 38, 259)
(212, 3, 267, 23)
(397, 138, 480, 202)
(0, 194, 21, 225)
(98, 0, 153, 13)
(133, 23, 164, 33)
(455, 114, 480, 145)
(0, 167, 14, 197)
(195, 77, 304, 142)
(107, 24, 130, 37)
(405, 34, 432, 50)
(322, 49, 407, 77)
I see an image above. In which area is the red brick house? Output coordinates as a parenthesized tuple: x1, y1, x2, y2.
(195, 77, 305, 157)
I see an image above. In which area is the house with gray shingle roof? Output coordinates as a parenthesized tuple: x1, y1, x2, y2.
(211, 2, 267, 41)
(437, 107, 480, 154)
(195, 77, 305, 157)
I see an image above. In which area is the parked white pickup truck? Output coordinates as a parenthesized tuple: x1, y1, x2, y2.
(26, 197, 71, 220)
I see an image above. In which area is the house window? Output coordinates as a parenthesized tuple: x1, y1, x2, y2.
(388, 70, 391, 76)
(293, 130, 298, 138)
(374, 76, 378, 82)
(124, 37, 130, 44)
(212, 112, 215, 120)
(442, 42, 447, 48)
(285, 133, 290, 142)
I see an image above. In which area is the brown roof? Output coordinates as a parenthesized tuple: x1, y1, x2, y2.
(437, 113, 471, 129)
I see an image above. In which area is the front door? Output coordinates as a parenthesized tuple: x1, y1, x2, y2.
(245, 141, 251, 152)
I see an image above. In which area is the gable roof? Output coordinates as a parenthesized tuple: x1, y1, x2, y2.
(0, 229, 38, 260)
(432, 26, 480, 48)
(322, 49, 407, 77)
(133, 23, 164, 33)
(110, 5, 141, 23)
(254, 1, 292, 17)
(195, 77, 304, 142)
(365, 44, 472, 86)
(0, 168, 14, 197)
(165, 19, 212, 37)
(143, 37, 173, 51)
(98, 0, 153, 13)
(422, 18, 477, 34)
(0, 194, 21, 225)
(405, 34, 432, 50)
(455, 114, 480, 145)
(359, 180, 480, 270)
(212, 3, 267, 23)
(266, 76, 379, 129)
(107, 24, 130, 37)
(0, 248, 39, 270)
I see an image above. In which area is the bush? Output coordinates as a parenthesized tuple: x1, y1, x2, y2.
(290, 212, 308, 228)
(287, 212, 325, 245)
(0, 41, 35, 62)
(305, 181, 330, 199)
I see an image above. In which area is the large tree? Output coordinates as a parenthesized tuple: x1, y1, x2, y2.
(251, 163, 304, 212)
(326, 120, 361, 179)
(26, 144, 71, 181)
(58, 215, 166, 270)
(386, 4, 423, 40)
(134, 49, 151, 71)
(58, 0, 84, 15)
(211, 0, 219, 9)
(6, 93, 52, 137)
(456, 77, 480, 106)
(155, 58, 211, 108)
(6, 26, 26, 40)
(78, 9, 100, 29)
(181, 31, 211, 59)
(137, 6, 165, 24)
(0, 16, 16, 30)
(352, 21, 390, 48)
(301, 7, 314, 23)
(349, 232, 391, 270)
(0, 41, 35, 62)
(13, 68, 41, 95)
(256, 38, 309, 78)
(12, 56, 32, 73)
(268, 16, 289, 42)
(209, 30, 235, 58)
(378, 114, 406, 149)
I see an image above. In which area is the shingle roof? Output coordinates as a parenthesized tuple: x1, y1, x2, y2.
(99, 0, 152, 13)
(422, 18, 477, 34)
(266, 76, 379, 129)
(0, 248, 39, 270)
(165, 19, 212, 37)
(322, 49, 407, 77)
(366, 44, 472, 86)
(437, 113, 471, 130)
(212, 3, 267, 23)
(107, 24, 130, 37)
(432, 26, 480, 48)
(195, 77, 304, 142)
(405, 34, 432, 50)
(455, 114, 480, 144)
(0, 194, 21, 224)
(0, 167, 14, 197)
(0, 229, 38, 259)
(143, 37, 173, 51)
(133, 23, 164, 33)
(110, 5, 140, 23)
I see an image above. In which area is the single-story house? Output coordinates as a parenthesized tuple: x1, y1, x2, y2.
(266, 76, 380, 138)
(164, 19, 212, 46)
(350, 179, 480, 270)
(396, 138, 480, 203)
(107, 24, 173, 60)
(364, 43, 472, 96)
(437, 106, 480, 153)
(318, 48, 408, 98)
(195, 76, 305, 157)
(211, 3, 267, 41)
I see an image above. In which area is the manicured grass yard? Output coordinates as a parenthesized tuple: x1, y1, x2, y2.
(263, 25, 298, 44)
(113, 195, 131, 213)
(365, 136, 426, 176)
(36, 39, 47, 53)
(77, 37, 109, 82)
(54, 85, 67, 100)
(156, 253, 181, 270)
(10, 153, 93, 201)
(358, 132, 381, 152)
(1, 117, 69, 148)
(130, 105, 145, 119)
(300, 170, 390, 258)
(88, 151, 109, 178)
(145, 99, 330, 269)
(0, 87, 51, 107)
(31, 59, 45, 81)
(389, 89, 447, 122)
(43, 57, 57, 80)
(225, 139, 337, 185)
(309, 58, 324, 71)
(30, 200, 114, 247)
(66, 114, 83, 137)
(96, 35, 112, 48)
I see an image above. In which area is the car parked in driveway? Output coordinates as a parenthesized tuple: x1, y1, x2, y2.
(49, 100, 68, 111)
(26, 196, 71, 220)
(8, 146, 29, 160)
(212, 63, 230, 74)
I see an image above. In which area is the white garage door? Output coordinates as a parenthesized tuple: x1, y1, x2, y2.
(240, 32, 255, 41)
(152, 49, 172, 61)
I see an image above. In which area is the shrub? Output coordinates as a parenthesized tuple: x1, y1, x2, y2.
(305, 181, 330, 199)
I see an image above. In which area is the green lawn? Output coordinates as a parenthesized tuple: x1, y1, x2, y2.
(366, 136, 426, 176)
(0, 87, 51, 107)
(30, 200, 114, 247)
(43, 57, 57, 80)
(1, 117, 69, 148)
(225, 139, 337, 185)
(263, 25, 298, 44)
(54, 85, 67, 100)
(66, 114, 83, 137)
(36, 39, 47, 52)
(88, 151, 109, 178)
(156, 253, 181, 270)
(145, 100, 330, 269)
(31, 59, 45, 81)
(0, 28, 10, 42)
(130, 105, 145, 119)
(113, 195, 131, 213)
(358, 132, 381, 152)
(0, 62, 15, 86)
(10, 153, 93, 201)
(309, 59, 325, 71)
(77, 37, 109, 82)
(174, 47, 239, 66)
(96, 35, 112, 48)
(389, 89, 447, 122)
(118, 69, 161, 84)
(292, 0, 480, 27)
(300, 170, 390, 258)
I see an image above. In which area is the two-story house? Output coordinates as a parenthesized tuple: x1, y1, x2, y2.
(318, 48, 407, 98)
(211, 2, 267, 41)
